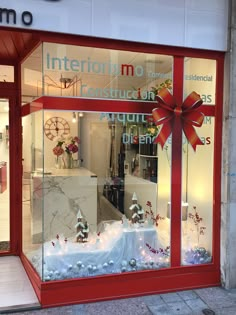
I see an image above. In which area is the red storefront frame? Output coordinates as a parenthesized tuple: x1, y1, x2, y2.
(0, 29, 224, 307)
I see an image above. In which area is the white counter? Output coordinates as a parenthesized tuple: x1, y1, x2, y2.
(34, 167, 97, 177)
(31, 167, 97, 243)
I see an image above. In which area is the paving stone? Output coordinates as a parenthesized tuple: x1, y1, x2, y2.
(178, 290, 198, 301)
(160, 292, 182, 303)
(195, 287, 236, 308)
(167, 301, 193, 314)
(226, 289, 236, 302)
(147, 304, 176, 315)
(185, 298, 209, 311)
(213, 306, 236, 315)
(4, 287, 236, 315)
(84, 299, 152, 315)
(141, 294, 165, 306)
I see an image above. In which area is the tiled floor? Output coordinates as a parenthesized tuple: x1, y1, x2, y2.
(0, 256, 40, 313)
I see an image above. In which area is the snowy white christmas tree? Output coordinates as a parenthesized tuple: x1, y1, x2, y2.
(75, 209, 89, 242)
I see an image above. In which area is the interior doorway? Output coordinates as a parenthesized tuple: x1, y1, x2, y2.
(0, 98, 10, 252)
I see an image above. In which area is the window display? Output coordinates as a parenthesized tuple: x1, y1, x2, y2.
(22, 110, 172, 281)
(21, 43, 218, 288)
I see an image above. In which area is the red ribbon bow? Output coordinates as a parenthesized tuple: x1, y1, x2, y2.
(152, 88, 204, 151)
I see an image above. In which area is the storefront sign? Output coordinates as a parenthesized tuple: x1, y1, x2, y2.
(0, 8, 33, 26)
(0, 2, 61, 26)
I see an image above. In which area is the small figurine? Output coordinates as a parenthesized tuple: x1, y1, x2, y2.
(75, 209, 85, 242)
(129, 192, 144, 224)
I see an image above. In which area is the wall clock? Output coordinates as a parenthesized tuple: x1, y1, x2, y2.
(44, 116, 70, 140)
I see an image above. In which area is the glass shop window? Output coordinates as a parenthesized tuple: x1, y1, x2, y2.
(184, 58, 216, 105)
(180, 57, 216, 265)
(22, 109, 172, 281)
(181, 117, 214, 265)
(41, 42, 173, 101)
(21, 44, 43, 105)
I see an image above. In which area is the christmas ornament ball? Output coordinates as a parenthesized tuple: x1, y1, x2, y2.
(76, 261, 83, 268)
(87, 264, 93, 271)
(67, 264, 73, 271)
(54, 270, 60, 276)
(103, 262, 108, 269)
(198, 247, 206, 255)
(129, 258, 137, 267)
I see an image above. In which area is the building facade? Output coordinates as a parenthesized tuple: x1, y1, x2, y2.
(0, 0, 234, 307)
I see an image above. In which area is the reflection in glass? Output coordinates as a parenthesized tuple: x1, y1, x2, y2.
(184, 58, 216, 105)
(41, 42, 173, 101)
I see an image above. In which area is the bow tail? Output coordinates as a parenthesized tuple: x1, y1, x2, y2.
(153, 122, 172, 148)
(183, 123, 204, 151)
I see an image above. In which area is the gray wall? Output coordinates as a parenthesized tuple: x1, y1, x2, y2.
(221, 0, 236, 289)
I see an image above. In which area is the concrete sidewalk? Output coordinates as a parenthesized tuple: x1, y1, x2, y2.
(1, 286, 236, 315)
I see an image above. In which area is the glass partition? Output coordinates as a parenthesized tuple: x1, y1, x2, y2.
(181, 117, 214, 265)
(22, 104, 44, 278)
(42, 42, 173, 101)
(22, 108, 171, 281)
(184, 58, 216, 105)
(181, 56, 216, 264)
(21, 44, 43, 105)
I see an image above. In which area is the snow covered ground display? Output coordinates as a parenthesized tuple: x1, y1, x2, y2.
(28, 220, 170, 281)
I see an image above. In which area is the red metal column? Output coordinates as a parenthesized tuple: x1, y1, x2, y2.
(170, 56, 184, 267)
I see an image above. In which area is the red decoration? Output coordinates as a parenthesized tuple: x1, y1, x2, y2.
(189, 206, 206, 245)
(146, 243, 170, 256)
(152, 88, 204, 151)
(145, 201, 164, 226)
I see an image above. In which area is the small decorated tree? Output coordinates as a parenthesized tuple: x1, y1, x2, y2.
(75, 209, 89, 242)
